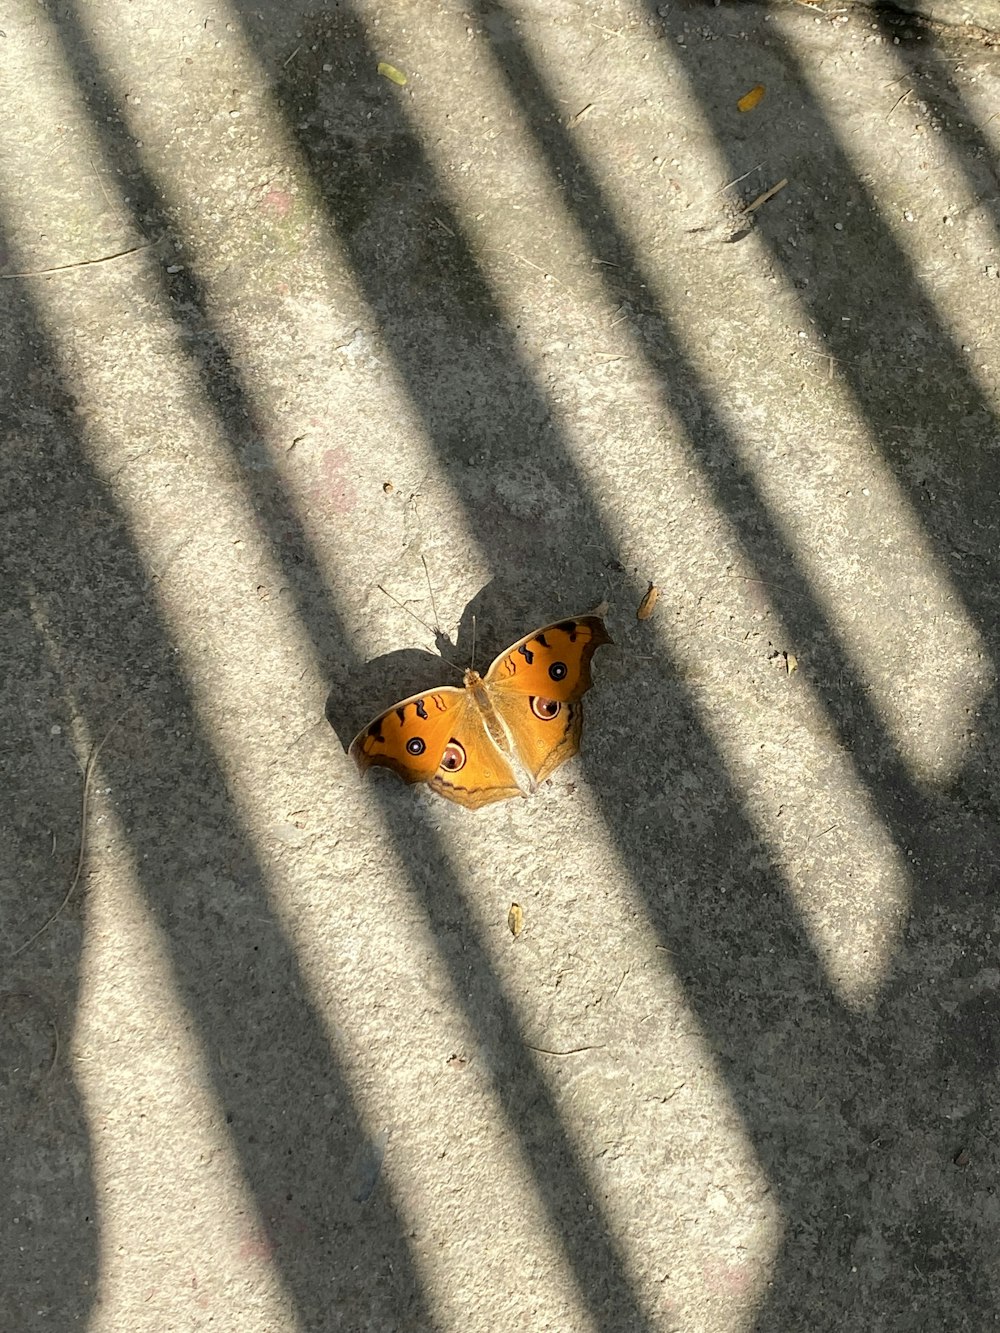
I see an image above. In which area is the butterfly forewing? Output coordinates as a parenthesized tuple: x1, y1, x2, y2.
(484, 616, 612, 703)
(350, 686, 468, 783)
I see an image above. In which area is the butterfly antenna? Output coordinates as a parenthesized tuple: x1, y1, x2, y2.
(421, 555, 443, 637)
(437, 654, 465, 680)
(376, 582, 465, 678)
(377, 583, 438, 638)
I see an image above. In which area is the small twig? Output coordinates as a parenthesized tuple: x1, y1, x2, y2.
(46, 1017, 61, 1079)
(708, 162, 763, 200)
(745, 177, 789, 215)
(13, 715, 126, 956)
(89, 156, 121, 219)
(283, 45, 301, 67)
(726, 573, 804, 600)
(526, 1042, 606, 1057)
(511, 250, 563, 285)
(803, 823, 839, 855)
(567, 102, 594, 127)
(648, 1082, 686, 1103)
(887, 87, 913, 119)
(1, 241, 154, 280)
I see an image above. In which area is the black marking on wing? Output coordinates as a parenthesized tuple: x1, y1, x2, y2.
(368, 720, 385, 741)
(554, 620, 579, 639)
(535, 633, 550, 649)
(415, 698, 428, 720)
(395, 706, 407, 725)
(517, 643, 535, 665)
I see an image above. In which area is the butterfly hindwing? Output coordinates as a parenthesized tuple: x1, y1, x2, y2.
(428, 723, 524, 809)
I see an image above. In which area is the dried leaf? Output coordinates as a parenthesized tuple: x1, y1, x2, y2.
(508, 902, 524, 937)
(637, 582, 659, 621)
(737, 84, 766, 113)
(768, 648, 798, 675)
(377, 61, 407, 86)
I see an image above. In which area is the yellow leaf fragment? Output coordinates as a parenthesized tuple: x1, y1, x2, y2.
(637, 582, 659, 621)
(508, 902, 524, 937)
(377, 61, 407, 86)
(737, 84, 766, 113)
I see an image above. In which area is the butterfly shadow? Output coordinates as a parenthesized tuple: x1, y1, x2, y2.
(326, 642, 461, 752)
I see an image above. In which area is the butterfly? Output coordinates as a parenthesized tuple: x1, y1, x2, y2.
(350, 614, 612, 809)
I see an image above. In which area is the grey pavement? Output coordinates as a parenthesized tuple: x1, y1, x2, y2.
(4, 1, 1000, 1330)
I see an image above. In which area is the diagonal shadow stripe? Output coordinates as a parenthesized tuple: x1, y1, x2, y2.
(32, 4, 662, 1326)
(624, 1, 1000, 1322)
(0, 589, 98, 1323)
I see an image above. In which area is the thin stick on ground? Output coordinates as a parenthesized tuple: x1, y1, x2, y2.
(525, 1043, 606, 1057)
(703, 162, 763, 202)
(745, 177, 789, 215)
(13, 714, 126, 957)
(0, 241, 155, 280)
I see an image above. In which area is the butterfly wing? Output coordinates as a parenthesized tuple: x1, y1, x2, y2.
(484, 615, 612, 786)
(349, 684, 524, 809)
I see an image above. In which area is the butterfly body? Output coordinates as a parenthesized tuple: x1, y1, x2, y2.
(350, 614, 611, 809)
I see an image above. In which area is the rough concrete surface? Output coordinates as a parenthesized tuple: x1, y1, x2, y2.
(3, 0, 1000, 1329)
(869, 0, 1000, 34)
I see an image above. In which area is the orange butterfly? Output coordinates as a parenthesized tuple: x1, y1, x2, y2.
(350, 615, 612, 809)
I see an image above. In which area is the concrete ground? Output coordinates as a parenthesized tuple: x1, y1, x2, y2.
(4, 0, 1000, 1328)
